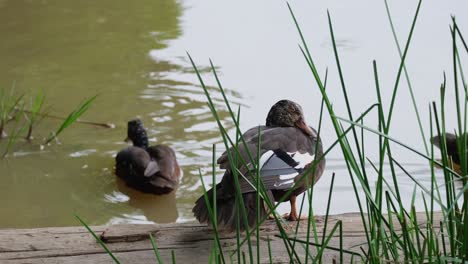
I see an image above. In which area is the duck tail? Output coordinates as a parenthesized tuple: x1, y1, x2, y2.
(193, 185, 269, 231)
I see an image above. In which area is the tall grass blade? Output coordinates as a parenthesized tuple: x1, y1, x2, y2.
(25, 91, 46, 140)
(171, 250, 176, 264)
(334, 115, 461, 179)
(288, 4, 374, 255)
(75, 215, 120, 264)
(2, 114, 27, 158)
(0, 84, 24, 139)
(267, 235, 273, 264)
(188, 54, 255, 262)
(45, 95, 97, 144)
(282, 235, 363, 259)
(190, 53, 307, 262)
(383, 0, 428, 155)
(149, 233, 164, 264)
(327, 11, 370, 189)
(317, 173, 336, 263)
(198, 168, 226, 264)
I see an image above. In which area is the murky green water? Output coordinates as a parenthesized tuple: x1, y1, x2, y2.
(0, 0, 467, 228)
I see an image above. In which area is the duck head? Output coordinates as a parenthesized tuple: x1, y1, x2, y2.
(126, 119, 149, 149)
(431, 133, 457, 149)
(265, 100, 315, 136)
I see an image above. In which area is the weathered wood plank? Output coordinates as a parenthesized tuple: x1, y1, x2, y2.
(0, 212, 444, 263)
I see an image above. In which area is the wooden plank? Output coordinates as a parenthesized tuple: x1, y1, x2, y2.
(0, 212, 444, 263)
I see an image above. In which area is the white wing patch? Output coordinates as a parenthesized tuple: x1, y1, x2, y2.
(257, 150, 315, 190)
(290, 152, 315, 170)
(279, 172, 297, 181)
(274, 173, 296, 188)
(258, 150, 275, 169)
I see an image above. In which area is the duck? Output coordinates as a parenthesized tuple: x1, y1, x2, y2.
(115, 119, 181, 195)
(431, 133, 467, 165)
(192, 100, 326, 230)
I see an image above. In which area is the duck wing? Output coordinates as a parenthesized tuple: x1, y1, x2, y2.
(115, 146, 151, 180)
(217, 126, 323, 197)
(146, 145, 180, 184)
(144, 160, 160, 177)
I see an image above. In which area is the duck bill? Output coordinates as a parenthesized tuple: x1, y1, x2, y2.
(295, 118, 314, 136)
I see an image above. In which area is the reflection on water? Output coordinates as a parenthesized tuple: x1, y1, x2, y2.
(107, 179, 178, 224)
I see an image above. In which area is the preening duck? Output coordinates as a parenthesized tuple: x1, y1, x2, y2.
(115, 119, 181, 195)
(192, 100, 326, 230)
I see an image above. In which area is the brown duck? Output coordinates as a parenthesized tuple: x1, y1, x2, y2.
(431, 133, 468, 166)
(193, 100, 326, 230)
(115, 119, 181, 195)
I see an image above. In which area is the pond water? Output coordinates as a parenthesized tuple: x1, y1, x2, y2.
(0, 0, 467, 228)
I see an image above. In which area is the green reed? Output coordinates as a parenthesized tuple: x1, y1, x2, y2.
(189, 51, 367, 263)
(149, 233, 164, 264)
(45, 95, 97, 144)
(0, 84, 26, 157)
(0, 87, 97, 157)
(75, 214, 121, 264)
(0, 83, 24, 139)
(2, 109, 27, 158)
(24, 91, 47, 141)
(290, 0, 467, 261)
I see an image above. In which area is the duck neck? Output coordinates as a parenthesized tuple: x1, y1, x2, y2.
(132, 130, 149, 149)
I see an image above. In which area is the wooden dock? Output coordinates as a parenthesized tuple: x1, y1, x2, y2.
(0, 212, 442, 263)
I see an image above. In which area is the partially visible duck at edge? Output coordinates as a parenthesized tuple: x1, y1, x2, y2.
(193, 99, 326, 231)
(115, 119, 181, 195)
(431, 133, 468, 166)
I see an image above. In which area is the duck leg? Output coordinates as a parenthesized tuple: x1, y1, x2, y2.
(285, 195, 298, 221)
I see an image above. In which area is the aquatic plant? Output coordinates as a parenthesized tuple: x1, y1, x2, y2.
(24, 91, 47, 141)
(45, 95, 97, 144)
(0, 83, 24, 139)
(0, 88, 98, 157)
(1, 103, 27, 158)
